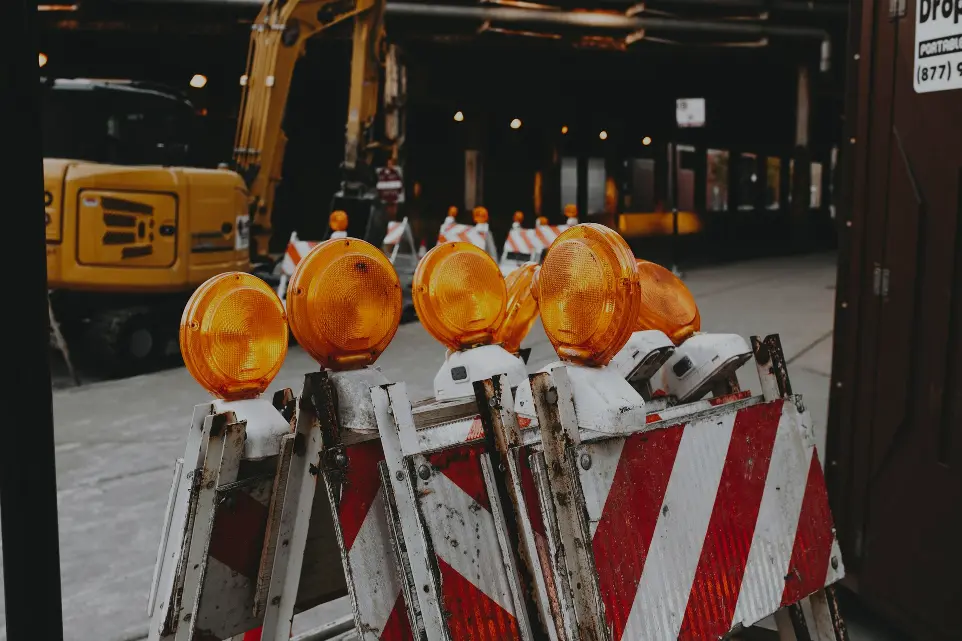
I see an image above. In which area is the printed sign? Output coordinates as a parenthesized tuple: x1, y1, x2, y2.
(914, 0, 962, 93)
(676, 98, 706, 128)
(235, 214, 250, 251)
(376, 166, 405, 204)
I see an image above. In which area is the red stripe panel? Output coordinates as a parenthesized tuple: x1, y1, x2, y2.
(438, 557, 521, 640)
(242, 628, 262, 641)
(708, 390, 752, 406)
(338, 439, 387, 551)
(592, 425, 685, 641)
(781, 451, 835, 606)
(427, 444, 491, 513)
(381, 593, 415, 641)
(208, 490, 269, 578)
(518, 447, 546, 538)
(678, 401, 783, 640)
(286, 244, 301, 265)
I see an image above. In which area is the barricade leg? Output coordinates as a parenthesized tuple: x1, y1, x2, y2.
(473, 376, 563, 641)
(372, 381, 542, 640)
(306, 371, 416, 641)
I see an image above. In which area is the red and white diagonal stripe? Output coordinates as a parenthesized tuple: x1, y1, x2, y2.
(436, 223, 489, 251)
(383, 220, 407, 247)
(333, 440, 414, 641)
(415, 443, 524, 640)
(280, 233, 320, 277)
(578, 399, 843, 641)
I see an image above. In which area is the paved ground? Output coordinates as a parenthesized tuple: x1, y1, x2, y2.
(0, 252, 906, 641)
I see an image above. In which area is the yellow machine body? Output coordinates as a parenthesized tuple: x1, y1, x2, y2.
(45, 159, 251, 293)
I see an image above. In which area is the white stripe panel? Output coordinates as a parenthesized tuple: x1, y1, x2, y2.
(346, 488, 404, 639)
(731, 412, 815, 629)
(425, 470, 517, 616)
(578, 439, 626, 539)
(824, 537, 844, 586)
(622, 412, 737, 640)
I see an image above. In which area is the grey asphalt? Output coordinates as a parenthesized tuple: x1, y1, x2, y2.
(1, 252, 873, 641)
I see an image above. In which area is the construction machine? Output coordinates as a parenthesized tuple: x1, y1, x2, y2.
(44, 0, 395, 376)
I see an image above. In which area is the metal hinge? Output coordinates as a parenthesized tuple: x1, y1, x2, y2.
(889, 0, 907, 18)
(872, 264, 891, 297)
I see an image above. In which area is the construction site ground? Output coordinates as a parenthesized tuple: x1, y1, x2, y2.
(0, 252, 907, 641)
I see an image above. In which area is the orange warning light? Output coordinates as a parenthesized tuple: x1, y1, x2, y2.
(329, 210, 348, 232)
(413, 242, 506, 350)
(180, 272, 288, 400)
(473, 206, 489, 225)
(495, 263, 540, 354)
(538, 223, 640, 366)
(564, 203, 578, 219)
(536, 216, 548, 227)
(513, 211, 525, 224)
(448, 205, 459, 219)
(286, 238, 402, 370)
(635, 259, 701, 345)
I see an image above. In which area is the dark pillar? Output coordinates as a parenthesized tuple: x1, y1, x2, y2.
(1, 1, 65, 639)
(791, 64, 813, 252)
(576, 154, 588, 221)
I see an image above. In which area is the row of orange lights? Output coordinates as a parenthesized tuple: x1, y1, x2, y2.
(452, 112, 652, 145)
(180, 224, 699, 401)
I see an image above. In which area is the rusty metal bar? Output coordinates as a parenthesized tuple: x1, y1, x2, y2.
(0, 0, 65, 638)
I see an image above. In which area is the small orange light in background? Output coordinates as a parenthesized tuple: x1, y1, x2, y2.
(561, 125, 569, 135)
(642, 136, 652, 146)
(39, 52, 48, 68)
(635, 259, 701, 345)
(513, 211, 525, 224)
(539, 223, 640, 366)
(564, 203, 578, 219)
(447, 205, 459, 219)
(329, 210, 348, 232)
(180, 272, 288, 400)
(495, 263, 540, 354)
(473, 206, 489, 225)
(287, 238, 402, 370)
(189, 74, 207, 89)
(510, 118, 522, 130)
(413, 242, 506, 350)
(454, 110, 464, 122)
(536, 216, 548, 227)
(599, 130, 608, 140)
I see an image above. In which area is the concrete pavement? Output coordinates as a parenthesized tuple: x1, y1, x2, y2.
(0, 252, 857, 641)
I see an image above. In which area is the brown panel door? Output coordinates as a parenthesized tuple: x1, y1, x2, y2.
(850, 1, 962, 638)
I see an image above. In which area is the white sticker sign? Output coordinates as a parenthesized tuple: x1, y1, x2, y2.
(676, 98, 706, 128)
(235, 214, 250, 251)
(914, 0, 962, 93)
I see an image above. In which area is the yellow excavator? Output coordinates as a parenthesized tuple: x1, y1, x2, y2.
(44, 0, 394, 375)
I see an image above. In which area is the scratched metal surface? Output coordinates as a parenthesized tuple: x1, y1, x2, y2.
(0, 253, 838, 641)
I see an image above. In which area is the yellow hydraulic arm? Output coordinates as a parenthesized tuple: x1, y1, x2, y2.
(233, 0, 388, 261)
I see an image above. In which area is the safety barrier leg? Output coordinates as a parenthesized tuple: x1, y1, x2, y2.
(372, 381, 543, 641)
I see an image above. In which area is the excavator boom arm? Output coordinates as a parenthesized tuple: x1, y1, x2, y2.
(235, 0, 388, 260)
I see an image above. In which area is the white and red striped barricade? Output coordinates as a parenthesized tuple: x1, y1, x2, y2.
(277, 232, 320, 302)
(369, 380, 551, 641)
(499, 224, 571, 276)
(511, 333, 848, 641)
(382, 216, 417, 265)
(146, 389, 349, 641)
(436, 218, 498, 260)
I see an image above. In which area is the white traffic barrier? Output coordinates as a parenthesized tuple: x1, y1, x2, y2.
(436, 218, 498, 260)
(277, 231, 320, 301)
(382, 216, 417, 265)
(498, 224, 571, 275)
(148, 226, 849, 641)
